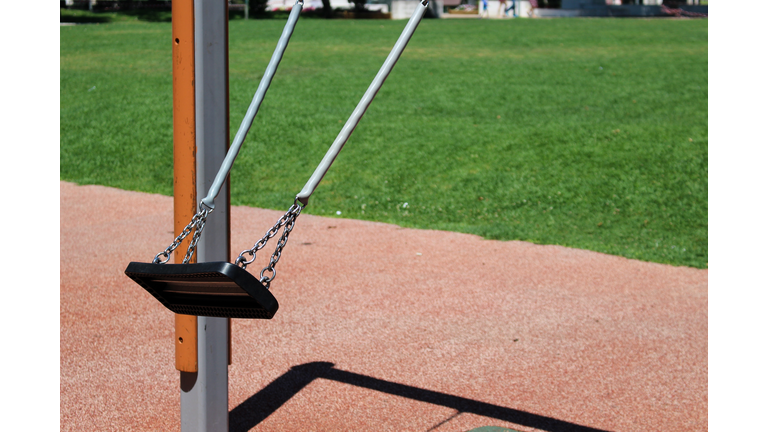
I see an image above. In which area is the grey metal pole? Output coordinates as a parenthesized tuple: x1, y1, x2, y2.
(180, 1, 231, 431)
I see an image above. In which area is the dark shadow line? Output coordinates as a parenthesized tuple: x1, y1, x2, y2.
(321, 367, 610, 432)
(230, 361, 611, 432)
(229, 363, 321, 431)
(426, 409, 461, 431)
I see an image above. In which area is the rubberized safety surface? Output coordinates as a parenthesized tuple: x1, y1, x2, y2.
(60, 181, 707, 431)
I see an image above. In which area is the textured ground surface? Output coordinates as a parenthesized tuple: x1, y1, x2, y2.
(60, 181, 707, 431)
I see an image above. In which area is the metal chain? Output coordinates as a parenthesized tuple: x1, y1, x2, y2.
(181, 208, 209, 264)
(258, 209, 299, 287)
(153, 203, 212, 264)
(235, 200, 303, 288)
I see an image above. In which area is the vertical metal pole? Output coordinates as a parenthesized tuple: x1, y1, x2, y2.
(180, 1, 231, 431)
(245, 0, 249, 19)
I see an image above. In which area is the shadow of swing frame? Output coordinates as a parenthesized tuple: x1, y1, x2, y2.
(229, 362, 611, 432)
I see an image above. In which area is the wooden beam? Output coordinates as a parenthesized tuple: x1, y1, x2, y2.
(172, 0, 198, 374)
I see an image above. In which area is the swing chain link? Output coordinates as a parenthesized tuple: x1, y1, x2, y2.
(153, 203, 212, 265)
(235, 199, 304, 289)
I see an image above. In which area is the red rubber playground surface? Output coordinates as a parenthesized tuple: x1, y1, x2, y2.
(60, 181, 707, 431)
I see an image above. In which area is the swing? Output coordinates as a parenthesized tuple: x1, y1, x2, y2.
(125, 0, 430, 319)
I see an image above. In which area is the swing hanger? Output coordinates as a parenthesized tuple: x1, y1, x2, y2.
(126, 0, 430, 319)
(151, 0, 305, 268)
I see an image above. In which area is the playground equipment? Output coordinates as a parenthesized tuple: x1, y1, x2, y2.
(125, 0, 305, 320)
(125, 2, 430, 318)
(123, 1, 428, 430)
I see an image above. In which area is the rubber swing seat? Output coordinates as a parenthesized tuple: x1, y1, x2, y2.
(124, 261, 278, 319)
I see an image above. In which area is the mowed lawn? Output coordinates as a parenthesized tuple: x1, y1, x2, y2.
(60, 16, 707, 268)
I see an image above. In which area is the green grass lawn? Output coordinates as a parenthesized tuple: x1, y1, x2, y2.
(60, 16, 707, 268)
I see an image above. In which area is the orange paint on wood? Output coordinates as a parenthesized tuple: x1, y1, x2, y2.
(172, 0, 198, 373)
(175, 314, 198, 372)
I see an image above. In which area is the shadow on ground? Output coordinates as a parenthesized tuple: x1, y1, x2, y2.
(229, 362, 609, 432)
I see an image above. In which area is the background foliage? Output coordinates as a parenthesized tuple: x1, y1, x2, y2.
(61, 17, 708, 268)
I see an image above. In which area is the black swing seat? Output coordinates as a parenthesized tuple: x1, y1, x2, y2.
(124, 261, 278, 319)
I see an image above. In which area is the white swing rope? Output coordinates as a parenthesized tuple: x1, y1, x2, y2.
(295, 0, 430, 205)
(236, 0, 429, 287)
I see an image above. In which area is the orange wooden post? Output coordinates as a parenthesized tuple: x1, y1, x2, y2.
(172, 0, 198, 373)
